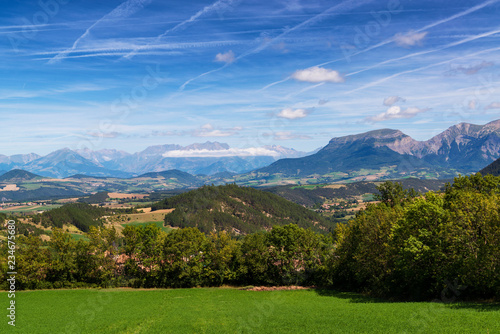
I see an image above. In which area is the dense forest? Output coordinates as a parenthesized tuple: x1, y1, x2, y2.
(151, 184, 334, 234)
(32, 203, 107, 232)
(1, 174, 499, 301)
(480, 157, 500, 176)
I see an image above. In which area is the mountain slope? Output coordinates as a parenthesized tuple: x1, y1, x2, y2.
(418, 120, 500, 171)
(0, 153, 40, 171)
(0, 169, 43, 183)
(23, 148, 132, 178)
(256, 120, 500, 179)
(136, 169, 202, 187)
(114, 142, 300, 175)
(258, 129, 428, 177)
(151, 184, 333, 234)
(479, 157, 500, 176)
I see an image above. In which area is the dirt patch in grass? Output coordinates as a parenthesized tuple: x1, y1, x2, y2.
(244, 286, 314, 291)
(108, 192, 148, 199)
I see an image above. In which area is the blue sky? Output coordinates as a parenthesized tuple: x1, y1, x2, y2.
(1, 0, 500, 155)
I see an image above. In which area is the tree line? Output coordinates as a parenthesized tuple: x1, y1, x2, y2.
(1, 174, 499, 301)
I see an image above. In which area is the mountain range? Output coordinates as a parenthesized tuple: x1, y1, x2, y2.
(257, 119, 500, 178)
(0, 120, 499, 180)
(0, 142, 310, 178)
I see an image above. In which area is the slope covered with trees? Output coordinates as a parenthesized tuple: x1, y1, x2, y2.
(0, 169, 43, 182)
(480, 157, 500, 176)
(33, 203, 108, 232)
(151, 184, 333, 234)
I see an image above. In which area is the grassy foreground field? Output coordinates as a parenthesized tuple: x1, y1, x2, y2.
(2, 288, 499, 333)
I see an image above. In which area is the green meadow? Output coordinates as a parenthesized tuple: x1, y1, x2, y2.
(2, 288, 499, 333)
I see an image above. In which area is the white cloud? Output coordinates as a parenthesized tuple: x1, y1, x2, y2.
(215, 50, 235, 63)
(367, 106, 429, 122)
(291, 66, 345, 83)
(383, 96, 405, 106)
(485, 102, 500, 110)
(162, 147, 280, 158)
(277, 108, 309, 119)
(394, 30, 428, 47)
(201, 123, 213, 129)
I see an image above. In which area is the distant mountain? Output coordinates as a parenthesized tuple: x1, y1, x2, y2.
(0, 153, 40, 171)
(135, 169, 202, 187)
(100, 141, 305, 175)
(2, 121, 498, 182)
(479, 157, 500, 176)
(414, 120, 500, 171)
(257, 120, 500, 179)
(0, 169, 43, 183)
(184, 142, 229, 150)
(259, 129, 427, 177)
(0, 142, 307, 178)
(75, 148, 131, 170)
(23, 148, 133, 178)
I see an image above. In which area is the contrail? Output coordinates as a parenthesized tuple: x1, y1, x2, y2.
(123, 0, 238, 60)
(347, 27, 500, 77)
(48, 0, 152, 64)
(344, 45, 500, 95)
(180, 0, 375, 90)
(37, 39, 246, 57)
(260, 0, 500, 90)
(236, 0, 375, 61)
(320, 0, 500, 67)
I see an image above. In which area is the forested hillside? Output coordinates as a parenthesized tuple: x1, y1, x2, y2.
(33, 203, 108, 232)
(151, 184, 333, 234)
(480, 158, 500, 176)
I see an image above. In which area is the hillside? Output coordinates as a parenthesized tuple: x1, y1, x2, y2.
(256, 129, 431, 177)
(264, 178, 447, 207)
(255, 120, 500, 180)
(479, 157, 500, 176)
(151, 184, 333, 234)
(135, 169, 203, 187)
(0, 169, 43, 182)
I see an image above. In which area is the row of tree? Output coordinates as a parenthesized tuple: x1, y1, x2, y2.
(1, 174, 499, 300)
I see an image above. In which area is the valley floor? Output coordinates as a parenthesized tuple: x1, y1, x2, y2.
(2, 288, 499, 333)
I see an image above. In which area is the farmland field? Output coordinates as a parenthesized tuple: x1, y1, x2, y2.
(2, 288, 499, 333)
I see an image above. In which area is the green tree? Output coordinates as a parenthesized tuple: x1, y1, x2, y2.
(202, 231, 238, 286)
(375, 181, 417, 207)
(160, 227, 206, 288)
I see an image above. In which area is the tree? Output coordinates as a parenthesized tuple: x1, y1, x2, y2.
(375, 181, 417, 207)
(11, 235, 50, 290)
(45, 228, 78, 287)
(160, 227, 206, 288)
(122, 224, 165, 287)
(203, 231, 238, 286)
